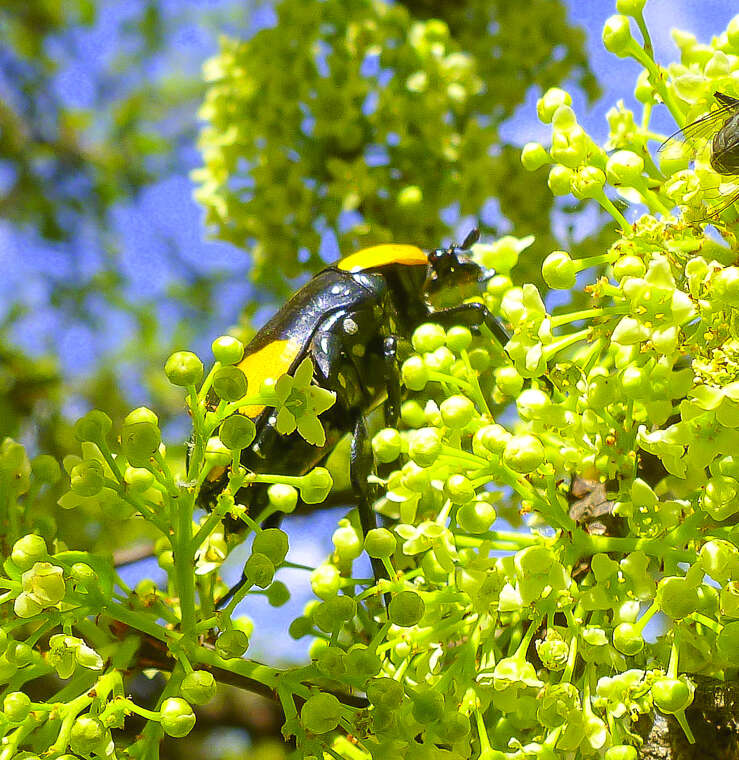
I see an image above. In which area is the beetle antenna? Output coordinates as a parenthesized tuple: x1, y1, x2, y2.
(461, 227, 480, 250)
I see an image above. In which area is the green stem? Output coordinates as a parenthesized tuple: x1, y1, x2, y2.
(626, 40, 684, 127)
(174, 490, 197, 636)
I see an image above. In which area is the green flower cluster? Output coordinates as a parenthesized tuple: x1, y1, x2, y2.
(1, 4, 738, 760)
(524, 6, 739, 226)
(192, 0, 596, 297)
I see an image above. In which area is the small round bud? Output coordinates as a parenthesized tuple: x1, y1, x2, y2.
(219, 415, 256, 450)
(124, 406, 159, 427)
(548, 164, 574, 196)
(212, 336, 244, 365)
(612, 622, 644, 655)
(11, 534, 47, 572)
(299, 467, 333, 504)
(181, 670, 217, 705)
(408, 427, 442, 467)
(332, 525, 362, 561)
(402, 356, 430, 391)
(345, 646, 381, 679)
(3, 691, 31, 722)
(612, 254, 645, 281)
(651, 678, 693, 714)
(74, 410, 112, 444)
(389, 590, 425, 627)
(31, 455, 61, 484)
(503, 434, 545, 473)
(521, 142, 550, 171)
(445, 474, 475, 504)
(244, 552, 275, 588)
(215, 629, 249, 659)
(401, 400, 426, 428)
(372, 428, 402, 463)
(571, 166, 606, 200)
(445, 326, 472, 354)
(364, 528, 396, 559)
(457, 499, 496, 533)
(121, 411, 161, 468)
(468, 347, 491, 372)
(440, 395, 475, 429)
(606, 150, 645, 186)
(124, 466, 155, 493)
(301, 693, 341, 734)
(160, 697, 196, 738)
(70, 562, 97, 590)
(266, 580, 290, 607)
(70, 715, 106, 754)
(212, 366, 248, 401)
(367, 677, 404, 709)
(164, 351, 203, 387)
(252, 528, 289, 565)
(70, 459, 105, 497)
(473, 424, 511, 456)
(536, 88, 572, 123)
(412, 323, 446, 353)
(289, 615, 313, 639)
(713, 266, 739, 305)
(602, 15, 633, 57)
(542, 250, 576, 290)
(411, 687, 444, 724)
(268, 483, 298, 513)
(315, 646, 346, 678)
(311, 564, 341, 600)
(633, 69, 654, 104)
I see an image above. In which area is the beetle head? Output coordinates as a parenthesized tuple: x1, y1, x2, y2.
(424, 229, 484, 308)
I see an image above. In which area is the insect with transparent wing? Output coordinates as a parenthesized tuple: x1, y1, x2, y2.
(659, 91, 739, 219)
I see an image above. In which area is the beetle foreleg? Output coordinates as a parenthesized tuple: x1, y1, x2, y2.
(429, 301, 510, 348)
(350, 414, 387, 594)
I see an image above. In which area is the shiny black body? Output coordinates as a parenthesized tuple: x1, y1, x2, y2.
(214, 233, 509, 604)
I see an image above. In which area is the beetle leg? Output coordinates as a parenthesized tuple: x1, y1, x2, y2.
(383, 335, 401, 427)
(350, 413, 387, 592)
(429, 301, 510, 347)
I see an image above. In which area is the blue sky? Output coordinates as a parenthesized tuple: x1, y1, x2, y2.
(2, 0, 736, 656)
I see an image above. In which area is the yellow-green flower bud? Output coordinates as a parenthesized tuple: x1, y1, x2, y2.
(11, 534, 47, 572)
(521, 142, 550, 171)
(536, 87, 573, 123)
(606, 150, 645, 186)
(602, 15, 633, 57)
(164, 351, 204, 387)
(548, 165, 574, 196)
(542, 251, 576, 290)
(571, 166, 606, 200)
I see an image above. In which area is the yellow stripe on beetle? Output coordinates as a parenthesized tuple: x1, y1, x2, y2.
(337, 244, 427, 272)
(237, 337, 302, 418)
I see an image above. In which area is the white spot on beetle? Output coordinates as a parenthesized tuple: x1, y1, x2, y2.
(343, 317, 358, 335)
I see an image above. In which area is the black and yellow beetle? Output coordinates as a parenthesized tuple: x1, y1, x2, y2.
(209, 229, 509, 597)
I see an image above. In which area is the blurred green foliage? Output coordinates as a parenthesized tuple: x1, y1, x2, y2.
(0, 0, 198, 240)
(194, 0, 599, 299)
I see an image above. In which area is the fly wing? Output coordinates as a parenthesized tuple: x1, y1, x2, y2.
(659, 94, 738, 162)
